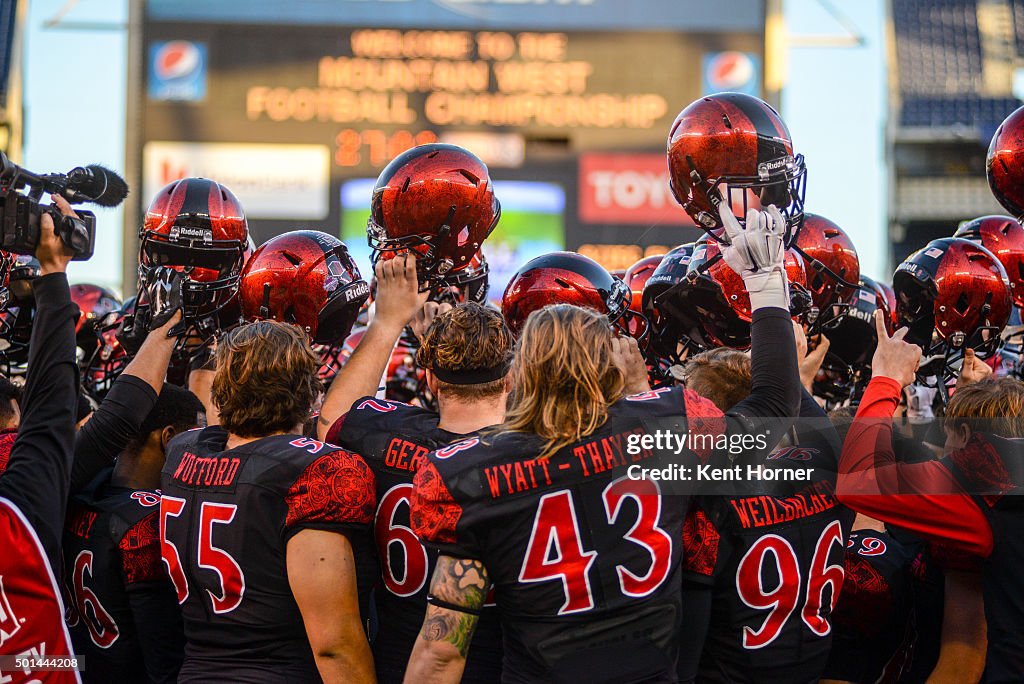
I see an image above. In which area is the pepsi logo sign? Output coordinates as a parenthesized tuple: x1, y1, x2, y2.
(154, 41, 201, 81)
(702, 51, 760, 97)
(148, 41, 207, 102)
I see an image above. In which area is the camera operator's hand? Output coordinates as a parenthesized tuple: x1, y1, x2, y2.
(37, 195, 77, 275)
(718, 202, 789, 311)
(871, 310, 921, 388)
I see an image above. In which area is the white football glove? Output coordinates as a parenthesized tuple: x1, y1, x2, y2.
(718, 202, 789, 311)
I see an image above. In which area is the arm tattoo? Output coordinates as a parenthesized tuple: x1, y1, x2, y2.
(419, 555, 490, 658)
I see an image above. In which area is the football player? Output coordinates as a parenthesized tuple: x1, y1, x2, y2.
(64, 385, 203, 683)
(674, 332, 851, 684)
(837, 309, 1024, 681)
(160, 321, 377, 682)
(406, 203, 802, 683)
(324, 301, 512, 683)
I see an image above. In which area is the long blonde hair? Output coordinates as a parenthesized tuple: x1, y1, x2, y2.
(502, 304, 625, 459)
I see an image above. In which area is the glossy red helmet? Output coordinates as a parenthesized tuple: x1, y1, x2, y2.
(624, 255, 665, 314)
(794, 214, 860, 329)
(954, 215, 1024, 308)
(70, 283, 122, 373)
(139, 177, 248, 322)
(668, 239, 811, 350)
(82, 299, 130, 399)
(987, 105, 1024, 220)
(239, 230, 369, 345)
(641, 244, 697, 365)
(501, 251, 634, 337)
(368, 143, 500, 282)
(894, 237, 1011, 359)
(667, 92, 807, 245)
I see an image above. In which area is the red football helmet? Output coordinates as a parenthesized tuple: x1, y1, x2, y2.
(894, 237, 1011, 362)
(954, 215, 1024, 308)
(368, 143, 500, 282)
(794, 214, 860, 329)
(501, 252, 634, 337)
(622, 254, 663, 343)
(624, 255, 665, 314)
(239, 230, 369, 345)
(70, 283, 122, 378)
(987, 105, 1024, 220)
(665, 239, 811, 350)
(667, 92, 807, 244)
(82, 298, 130, 399)
(642, 244, 697, 366)
(139, 177, 248, 325)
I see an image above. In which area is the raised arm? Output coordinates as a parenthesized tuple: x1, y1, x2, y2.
(716, 204, 800, 440)
(70, 312, 181, 493)
(317, 253, 427, 440)
(0, 196, 79, 567)
(835, 311, 994, 557)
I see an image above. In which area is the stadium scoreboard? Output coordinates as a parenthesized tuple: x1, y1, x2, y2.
(139, 0, 766, 291)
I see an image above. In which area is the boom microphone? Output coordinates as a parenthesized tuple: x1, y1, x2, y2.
(62, 165, 129, 207)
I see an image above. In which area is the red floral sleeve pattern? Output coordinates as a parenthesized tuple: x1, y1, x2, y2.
(680, 504, 720, 578)
(119, 511, 165, 585)
(410, 460, 462, 546)
(682, 388, 727, 462)
(285, 450, 376, 531)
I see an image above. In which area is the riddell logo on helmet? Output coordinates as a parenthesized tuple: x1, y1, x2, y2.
(757, 155, 796, 177)
(344, 281, 371, 302)
(170, 225, 212, 243)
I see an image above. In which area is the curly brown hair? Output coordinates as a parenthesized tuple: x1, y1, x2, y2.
(212, 321, 321, 438)
(682, 347, 752, 412)
(415, 302, 513, 401)
(501, 304, 624, 460)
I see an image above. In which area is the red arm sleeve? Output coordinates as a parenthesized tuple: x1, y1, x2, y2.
(836, 376, 993, 558)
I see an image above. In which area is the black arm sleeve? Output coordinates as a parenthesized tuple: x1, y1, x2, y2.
(126, 582, 185, 683)
(71, 375, 158, 494)
(726, 308, 800, 449)
(0, 273, 79, 568)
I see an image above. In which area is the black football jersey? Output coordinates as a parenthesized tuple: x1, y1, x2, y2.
(160, 426, 377, 683)
(680, 443, 854, 684)
(63, 470, 184, 683)
(824, 529, 936, 684)
(412, 386, 726, 684)
(327, 397, 503, 684)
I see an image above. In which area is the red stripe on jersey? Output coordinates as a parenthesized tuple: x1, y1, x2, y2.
(682, 388, 727, 462)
